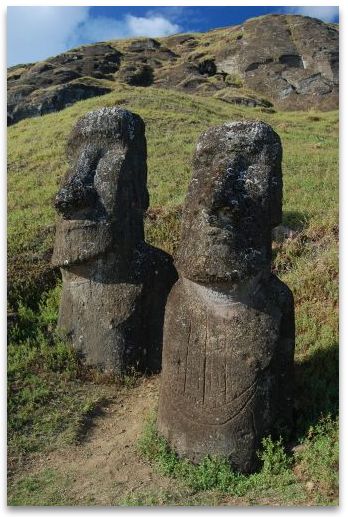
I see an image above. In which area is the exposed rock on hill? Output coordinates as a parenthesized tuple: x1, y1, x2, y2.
(8, 81, 111, 126)
(213, 14, 338, 110)
(7, 44, 120, 125)
(7, 14, 338, 125)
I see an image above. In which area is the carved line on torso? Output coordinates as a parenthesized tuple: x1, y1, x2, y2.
(170, 377, 258, 427)
(183, 319, 191, 395)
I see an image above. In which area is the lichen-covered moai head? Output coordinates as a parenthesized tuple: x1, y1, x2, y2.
(52, 107, 149, 267)
(176, 121, 282, 283)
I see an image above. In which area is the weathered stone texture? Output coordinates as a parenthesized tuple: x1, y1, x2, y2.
(157, 121, 295, 473)
(8, 82, 111, 126)
(7, 15, 338, 125)
(214, 15, 338, 110)
(176, 121, 283, 283)
(7, 44, 121, 125)
(52, 107, 177, 374)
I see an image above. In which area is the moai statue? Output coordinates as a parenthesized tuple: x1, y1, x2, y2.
(52, 107, 177, 374)
(157, 121, 295, 474)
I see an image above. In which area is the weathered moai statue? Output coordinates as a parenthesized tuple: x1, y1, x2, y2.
(52, 107, 177, 374)
(157, 121, 295, 474)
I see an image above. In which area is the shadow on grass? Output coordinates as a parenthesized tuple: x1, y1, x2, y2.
(282, 210, 310, 232)
(75, 397, 113, 444)
(271, 210, 310, 275)
(293, 341, 338, 439)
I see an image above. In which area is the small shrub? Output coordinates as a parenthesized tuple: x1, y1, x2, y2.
(138, 413, 299, 501)
(123, 366, 142, 389)
(258, 436, 292, 477)
(175, 456, 237, 492)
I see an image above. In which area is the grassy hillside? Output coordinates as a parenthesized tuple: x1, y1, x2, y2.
(8, 84, 338, 505)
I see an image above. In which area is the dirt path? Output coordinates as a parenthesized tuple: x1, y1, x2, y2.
(9, 375, 312, 506)
(31, 375, 183, 505)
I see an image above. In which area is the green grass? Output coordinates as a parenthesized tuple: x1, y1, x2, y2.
(8, 83, 338, 505)
(135, 412, 338, 505)
(7, 285, 118, 477)
(8, 468, 75, 506)
(137, 413, 307, 505)
(294, 416, 339, 505)
(8, 83, 338, 308)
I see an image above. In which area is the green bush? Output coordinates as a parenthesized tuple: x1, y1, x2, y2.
(259, 436, 292, 476)
(138, 413, 304, 502)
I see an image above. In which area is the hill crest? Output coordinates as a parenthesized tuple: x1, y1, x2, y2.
(7, 14, 338, 125)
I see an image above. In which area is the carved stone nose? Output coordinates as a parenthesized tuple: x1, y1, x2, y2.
(54, 175, 97, 218)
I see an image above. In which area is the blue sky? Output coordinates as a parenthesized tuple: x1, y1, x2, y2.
(7, 6, 339, 67)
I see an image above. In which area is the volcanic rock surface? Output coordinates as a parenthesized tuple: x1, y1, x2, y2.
(52, 107, 177, 374)
(7, 14, 338, 125)
(157, 120, 295, 473)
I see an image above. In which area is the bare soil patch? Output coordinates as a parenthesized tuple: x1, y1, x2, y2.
(18, 376, 184, 505)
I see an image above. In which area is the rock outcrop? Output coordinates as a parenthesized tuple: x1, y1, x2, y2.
(157, 121, 295, 473)
(52, 107, 177, 374)
(212, 15, 338, 111)
(8, 81, 111, 126)
(7, 14, 338, 125)
(7, 44, 120, 125)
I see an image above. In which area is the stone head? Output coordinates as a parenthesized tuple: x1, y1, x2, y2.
(52, 107, 149, 267)
(176, 121, 282, 284)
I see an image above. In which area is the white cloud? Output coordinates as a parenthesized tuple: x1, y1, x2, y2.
(286, 6, 339, 23)
(145, 6, 188, 22)
(7, 7, 89, 66)
(125, 15, 180, 38)
(7, 7, 181, 67)
(76, 14, 180, 44)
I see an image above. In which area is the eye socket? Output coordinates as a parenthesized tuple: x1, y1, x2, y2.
(218, 207, 233, 221)
(216, 204, 240, 224)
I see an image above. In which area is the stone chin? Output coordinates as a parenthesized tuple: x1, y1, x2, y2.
(176, 232, 269, 284)
(51, 218, 113, 268)
(179, 259, 268, 285)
